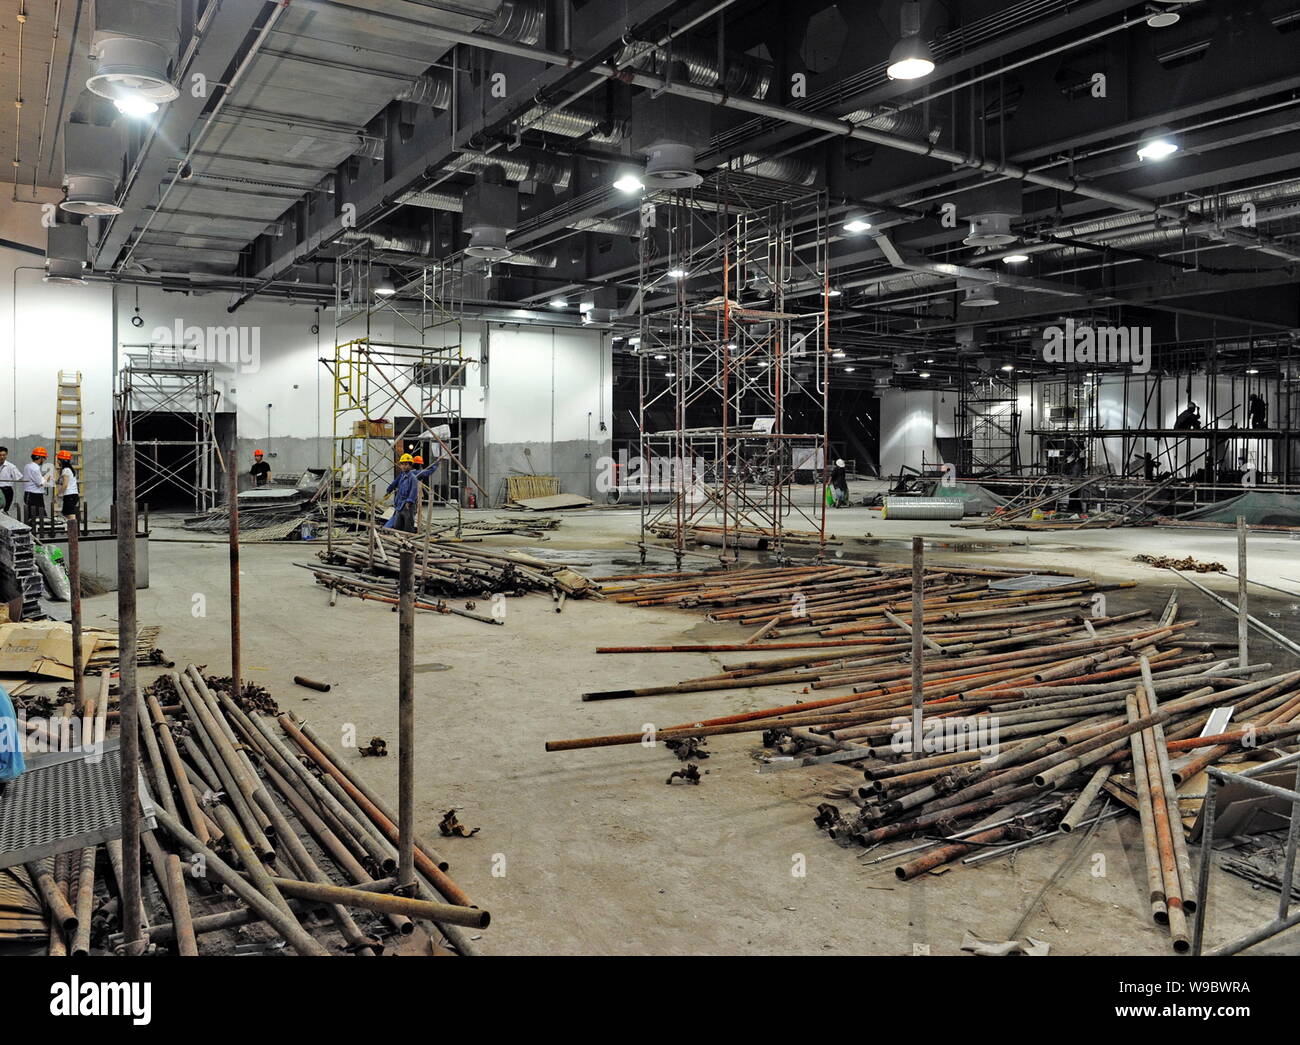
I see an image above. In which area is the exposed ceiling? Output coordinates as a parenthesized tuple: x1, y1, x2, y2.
(19, 0, 1300, 379)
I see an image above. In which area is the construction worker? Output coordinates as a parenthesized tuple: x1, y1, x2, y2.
(830, 458, 849, 508)
(250, 449, 271, 487)
(385, 453, 421, 532)
(0, 447, 21, 514)
(54, 450, 79, 520)
(22, 447, 50, 533)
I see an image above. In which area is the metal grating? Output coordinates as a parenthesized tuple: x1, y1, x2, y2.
(0, 739, 156, 870)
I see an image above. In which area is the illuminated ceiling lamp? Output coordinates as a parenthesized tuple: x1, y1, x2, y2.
(85, 2, 181, 111)
(842, 209, 873, 234)
(374, 274, 397, 297)
(613, 168, 645, 193)
(1146, 1, 1201, 29)
(1137, 126, 1180, 161)
(887, 2, 935, 81)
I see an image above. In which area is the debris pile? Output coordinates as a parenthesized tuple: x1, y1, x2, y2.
(1133, 554, 1227, 573)
(550, 562, 1300, 953)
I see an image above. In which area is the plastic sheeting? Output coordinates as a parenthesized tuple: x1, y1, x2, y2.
(1177, 491, 1300, 527)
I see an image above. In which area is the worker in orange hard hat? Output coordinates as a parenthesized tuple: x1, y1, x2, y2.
(22, 447, 51, 533)
(384, 452, 440, 532)
(250, 448, 271, 488)
(54, 450, 79, 520)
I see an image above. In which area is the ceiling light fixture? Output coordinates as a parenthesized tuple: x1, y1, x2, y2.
(843, 366, 857, 372)
(1146, 3, 1181, 29)
(833, 350, 847, 359)
(113, 95, 160, 118)
(86, 36, 180, 107)
(1002, 252, 1031, 264)
(1001, 364, 1016, 372)
(550, 298, 568, 308)
(666, 267, 687, 279)
(961, 284, 999, 308)
(1137, 126, 1179, 161)
(374, 277, 397, 298)
(613, 171, 645, 193)
(918, 371, 931, 379)
(842, 212, 872, 234)
(887, 1, 935, 81)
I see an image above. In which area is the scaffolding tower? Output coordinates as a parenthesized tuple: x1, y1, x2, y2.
(324, 245, 482, 535)
(958, 371, 1022, 477)
(115, 346, 220, 511)
(636, 179, 831, 566)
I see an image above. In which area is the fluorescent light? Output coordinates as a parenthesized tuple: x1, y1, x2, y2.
(833, 350, 846, 359)
(1246, 368, 1260, 375)
(842, 217, 872, 234)
(666, 267, 687, 279)
(374, 278, 397, 297)
(114, 95, 159, 118)
(665, 371, 676, 377)
(919, 371, 931, 379)
(843, 366, 856, 372)
(1137, 128, 1179, 161)
(1002, 253, 1031, 264)
(549, 298, 568, 308)
(654, 354, 667, 360)
(1001, 364, 1015, 372)
(613, 172, 645, 193)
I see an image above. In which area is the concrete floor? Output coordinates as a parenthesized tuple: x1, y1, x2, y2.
(105, 498, 1300, 956)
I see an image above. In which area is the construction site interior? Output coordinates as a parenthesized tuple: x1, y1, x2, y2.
(3, 0, 1300, 992)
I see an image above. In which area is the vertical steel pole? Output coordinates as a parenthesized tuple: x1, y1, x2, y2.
(115, 440, 143, 953)
(67, 516, 84, 713)
(397, 549, 416, 889)
(1192, 777, 1217, 956)
(1237, 515, 1249, 668)
(910, 536, 924, 760)
(228, 460, 242, 703)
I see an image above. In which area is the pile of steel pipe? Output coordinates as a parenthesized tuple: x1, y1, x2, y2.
(29, 665, 486, 957)
(548, 559, 1300, 952)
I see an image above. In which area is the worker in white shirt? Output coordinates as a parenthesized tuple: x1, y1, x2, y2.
(55, 450, 79, 521)
(21, 446, 51, 533)
(0, 446, 21, 514)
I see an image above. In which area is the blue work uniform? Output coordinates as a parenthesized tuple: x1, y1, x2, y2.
(384, 465, 439, 529)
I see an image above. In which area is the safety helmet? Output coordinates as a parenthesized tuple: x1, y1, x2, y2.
(413, 456, 425, 465)
(835, 458, 846, 467)
(56, 450, 73, 461)
(253, 449, 264, 457)
(398, 453, 415, 464)
(32, 446, 47, 458)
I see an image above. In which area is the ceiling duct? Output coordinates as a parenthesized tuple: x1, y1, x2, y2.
(45, 223, 89, 285)
(397, 71, 453, 110)
(964, 212, 1018, 247)
(631, 82, 712, 189)
(401, 188, 640, 237)
(844, 105, 942, 144)
(463, 166, 518, 259)
(517, 105, 627, 144)
(86, 0, 181, 107)
(61, 122, 126, 215)
(481, 0, 545, 45)
(616, 40, 773, 99)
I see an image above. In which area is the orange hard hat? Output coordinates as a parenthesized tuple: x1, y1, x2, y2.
(253, 449, 264, 457)
(413, 456, 424, 465)
(32, 446, 47, 457)
(56, 450, 73, 461)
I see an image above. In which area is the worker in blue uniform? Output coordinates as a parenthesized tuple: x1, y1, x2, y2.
(384, 453, 439, 531)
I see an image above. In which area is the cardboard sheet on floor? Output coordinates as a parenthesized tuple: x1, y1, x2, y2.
(0, 622, 110, 680)
(513, 493, 593, 511)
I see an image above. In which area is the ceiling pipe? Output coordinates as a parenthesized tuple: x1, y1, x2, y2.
(379, 15, 1187, 223)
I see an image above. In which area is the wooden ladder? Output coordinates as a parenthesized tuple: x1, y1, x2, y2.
(55, 370, 85, 501)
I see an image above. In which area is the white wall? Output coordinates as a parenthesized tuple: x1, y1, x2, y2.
(0, 237, 612, 515)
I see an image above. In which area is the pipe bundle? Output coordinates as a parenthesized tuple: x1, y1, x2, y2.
(26, 666, 486, 956)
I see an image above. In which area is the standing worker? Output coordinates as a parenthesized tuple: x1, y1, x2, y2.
(830, 458, 848, 508)
(22, 447, 50, 534)
(54, 450, 79, 521)
(384, 453, 441, 531)
(249, 449, 271, 487)
(0, 447, 21, 514)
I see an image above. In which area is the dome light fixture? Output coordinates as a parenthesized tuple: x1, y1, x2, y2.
(961, 284, 999, 308)
(613, 171, 645, 193)
(1137, 127, 1179, 161)
(87, 37, 179, 107)
(842, 211, 872, 234)
(887, 2, 935, 81)
(1002, 252, 1031, 265)
(374, 277, 397, 298)
(113, 94, 160, 118)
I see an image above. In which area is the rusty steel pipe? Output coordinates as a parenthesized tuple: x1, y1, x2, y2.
(114, 439, 144, 955)
(164, 854, 198, 956)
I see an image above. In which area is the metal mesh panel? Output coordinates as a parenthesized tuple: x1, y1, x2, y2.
(0, 740, 156, 869)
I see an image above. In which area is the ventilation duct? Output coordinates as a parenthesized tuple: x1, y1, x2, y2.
(964, 212, 1018, 247)
(397, 72, 453, 109)
(61, 122, 125, 215)
(45, 223, 89, 285)
(482, 0, 544, 45)
(339, 231, 557, 267)
(463, 167, 518, 259)
(961, 283, 1000, 308)
(519, 106, 627, 145)
(616, 40, 773, 99)
(86, 0, 180, 107)
(844, 105, 943, 144)
(401, 188, 640, 237)
(631, 85, 711, 189)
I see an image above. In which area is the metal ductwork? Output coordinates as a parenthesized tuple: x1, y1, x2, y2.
(45, 222, 89, 285)
(339, 230, 558, 268)
(86, 0, 181, 107)
(62, 122, 126, 215)
(397, 71, 453, 109)
(737, 154, 818, 186)
(450, 151, 571, 191)
(481, 0, 545, 45)
(463, 166, 518, 259)
(518, 105, 627, 144)
(617, 40, 773, 100)
(631, 85, 712, 189)
(844, 105, 942, 145)
(401, 188, 640, 238)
